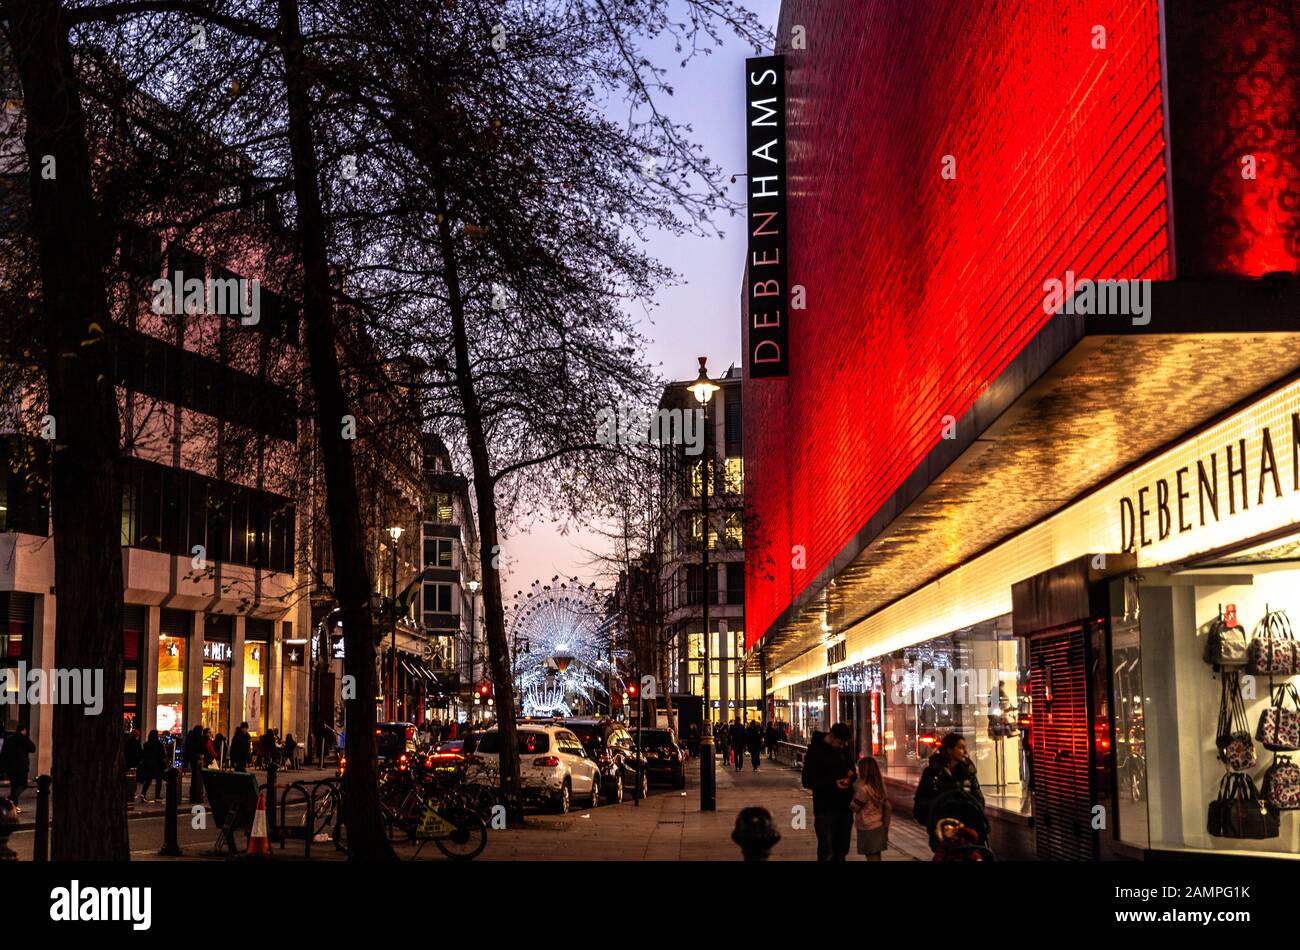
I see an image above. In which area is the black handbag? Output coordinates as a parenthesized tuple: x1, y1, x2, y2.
(1207, 772, 1280, 839)
(1216, 672, 1257, 770)
(1204, 613, 1249, 669)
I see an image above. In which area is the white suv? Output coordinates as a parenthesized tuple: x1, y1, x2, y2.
(469, 724, 601, 814)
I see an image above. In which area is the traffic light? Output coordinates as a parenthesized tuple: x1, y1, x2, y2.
(477, 682, 491, 698)
(626, 682, 638, 699)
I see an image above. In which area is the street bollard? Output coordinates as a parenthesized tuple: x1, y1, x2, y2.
(189, 758, 204, 804)
(265, 761, 279, 843)
(699, 733, 716, 812)
(731, 806, 781, 861)
(0, 798, 16, 861)
(159, 768, 182, 857)
(33, 774, 51, 862)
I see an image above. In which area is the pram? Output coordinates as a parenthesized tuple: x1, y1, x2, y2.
(925, 789, 996, 860)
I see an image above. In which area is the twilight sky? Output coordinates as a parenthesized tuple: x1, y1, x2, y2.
(499, 0, 783, 602)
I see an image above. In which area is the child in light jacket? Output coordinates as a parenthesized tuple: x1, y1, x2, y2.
(850, 755, 890, 860)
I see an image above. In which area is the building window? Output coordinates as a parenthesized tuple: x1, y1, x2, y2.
(726, 562, 745, 605)
(426, 493, 454, 524)
(424, 582, 453, 614)
(724, 457, 744, 494)
(424, 537, 454, 568)
(688, 459, 715, 498)
(690, 514, 718, 550)
(724, 399, 742, 455)
(724, 510, 743, 546)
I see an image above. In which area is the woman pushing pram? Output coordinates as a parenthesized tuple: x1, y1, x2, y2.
(912, 732, 996, 861)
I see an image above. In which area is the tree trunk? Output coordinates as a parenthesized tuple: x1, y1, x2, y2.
(276, 0, 393, 860)
(432, 188, 524, 824)
(8, 0, 129, 861)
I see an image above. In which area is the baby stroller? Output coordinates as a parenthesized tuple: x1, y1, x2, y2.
(926, 789, 996, 861)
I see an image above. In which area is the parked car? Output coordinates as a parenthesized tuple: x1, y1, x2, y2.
(467, 724, 600, 814)
(375, 721, 418, 761)
(634, 728, 687, 789)
(558, 717, 648, 804)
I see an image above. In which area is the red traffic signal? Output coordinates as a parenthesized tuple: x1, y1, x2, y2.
(477, 683, 491, 697)
(626, 683, 638, 698)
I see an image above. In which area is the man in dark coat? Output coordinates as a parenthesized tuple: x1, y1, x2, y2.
(729, 719, 746, 771)
(745, 720, 763, 771)
(230, 722, 252, 772)
(183, 724, 206, 802)
(764, 721, 778, 759)
(0, 722, 36, 812)
(801, 723, 856, 860)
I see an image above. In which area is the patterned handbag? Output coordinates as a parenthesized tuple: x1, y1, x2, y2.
(1217, 672, 1257, 770)
(1205, 612, 1249, 669)
(1208, 772, 1280, 839)
(1246, 609, 1296, 676)
(1257, 682, 1300, 752)
(1262, 755, 1300, 810)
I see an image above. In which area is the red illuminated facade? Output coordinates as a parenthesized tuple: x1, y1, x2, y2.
(744, 0, 1300, 651)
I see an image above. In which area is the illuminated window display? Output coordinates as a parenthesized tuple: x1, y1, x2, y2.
(244, 641, 267, 734)
(156, 635, 186, 737)
(202, 639, 231, 738)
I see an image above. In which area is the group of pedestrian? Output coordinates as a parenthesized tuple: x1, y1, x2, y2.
(801, 724, 987, 862)
(719, 718, 764, 771)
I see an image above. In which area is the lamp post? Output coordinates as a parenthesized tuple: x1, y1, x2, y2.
(467, 579, 479, 722)
(687, 356, 720, 811)
(388, 525, 403, 721)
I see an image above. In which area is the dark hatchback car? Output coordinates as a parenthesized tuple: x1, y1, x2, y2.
(558, 718, 648, 804)
(374, 721, 418, 761)
(634, 728, 686, 789)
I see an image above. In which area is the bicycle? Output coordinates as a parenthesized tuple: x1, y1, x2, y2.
(378, 769, 488, 860)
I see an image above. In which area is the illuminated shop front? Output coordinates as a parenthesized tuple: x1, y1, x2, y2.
(244, 619, 272, 734)
(203, 614, 235, 736)
(771, 377, 1300, 859)
(156, 608, 191, 738)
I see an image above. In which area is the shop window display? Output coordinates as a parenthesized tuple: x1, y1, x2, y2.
(1137, 550, 1300, 857)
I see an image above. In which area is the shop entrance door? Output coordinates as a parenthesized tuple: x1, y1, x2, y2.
(1027, 624, 1096, 860)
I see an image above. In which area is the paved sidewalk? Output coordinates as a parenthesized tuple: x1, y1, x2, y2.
(442, 756, 929, 862)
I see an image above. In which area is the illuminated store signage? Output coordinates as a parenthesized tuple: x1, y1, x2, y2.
(745, 55, 788, 378)
(1120, 414, 1300, 555)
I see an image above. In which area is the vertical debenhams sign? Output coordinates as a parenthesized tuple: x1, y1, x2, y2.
(746, 55, 788, 378)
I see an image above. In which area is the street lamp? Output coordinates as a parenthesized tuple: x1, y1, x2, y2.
(388, 525, 403, 722)
(467, 579, 479, 722)
(686, 356, 720, 812)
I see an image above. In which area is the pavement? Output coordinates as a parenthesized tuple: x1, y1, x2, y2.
(401, 754, 931, 862)
(3, 756, 933, 861)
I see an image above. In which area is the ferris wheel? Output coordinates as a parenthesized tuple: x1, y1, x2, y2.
(508, 576, 617, 717)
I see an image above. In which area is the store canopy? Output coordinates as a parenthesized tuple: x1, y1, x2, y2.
(760, 279, 1300, 669)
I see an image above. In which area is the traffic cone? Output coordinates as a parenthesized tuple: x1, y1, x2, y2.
(247, 790, 271, 858)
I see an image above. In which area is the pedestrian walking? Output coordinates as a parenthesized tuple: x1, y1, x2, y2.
(124, 727, 142, 775)
(746, 720, 763, 771)
(912, 733, 984, 828)
(0, 721, 35, 813)
(729, 719, 745, 771)
(717, 720, 730, 764)
(764, 721, 778, 759)
(283, 733, 299, 770)
(230, 722, 252, 772)
(183, 724, 205, 802)
(801, 723, 855, 861)
(850, 756, 890, 860)
(203, 728, 218, 767)
(258, 728, 278, 770)
(137, 730, 166, 802)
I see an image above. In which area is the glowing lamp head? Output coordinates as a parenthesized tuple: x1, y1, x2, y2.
(387, 525, 403, 543)
(687, 357, 719, 405)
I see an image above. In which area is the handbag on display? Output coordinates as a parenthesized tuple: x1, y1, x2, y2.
(1216, 672, 1257, 770)
(1208, 772, 1280, 839)
(1262, 755, 1300, 810)
(1246, 609, 1296, 676)
(1256, 682, 1300, 752)
(1204, 611, 1249, 669)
